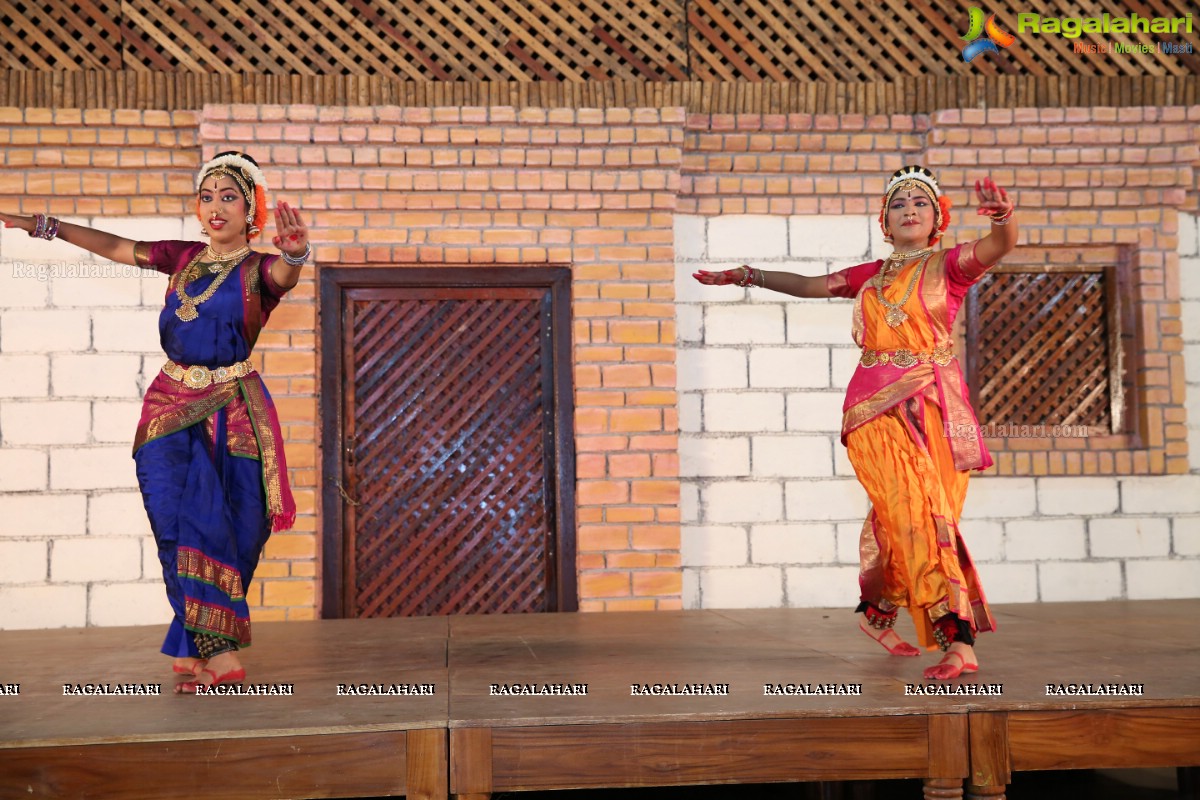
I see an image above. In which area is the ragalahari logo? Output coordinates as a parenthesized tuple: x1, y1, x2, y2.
(961, 7, 1016, 61)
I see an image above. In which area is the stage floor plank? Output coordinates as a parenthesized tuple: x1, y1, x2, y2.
(1, 601, 1197, 799)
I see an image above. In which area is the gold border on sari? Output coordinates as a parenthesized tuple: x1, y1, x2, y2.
(239, 375, 287, 522)
(134, 381, 240, 453)
(184, 599, 251, 645)
(178, 546, 246, 601)
(842, 365, 936, 437)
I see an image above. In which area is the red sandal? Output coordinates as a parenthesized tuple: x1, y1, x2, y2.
(174, 666, 246, 694)
(923, 649, 978, 681)
(172, 658, 207, 677)
(859, 620, 921, 657)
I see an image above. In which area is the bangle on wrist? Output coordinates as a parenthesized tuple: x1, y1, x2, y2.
(281, 243, 311, 267)
(989, 207, 1014, 225)
(28, 214, 60, 240)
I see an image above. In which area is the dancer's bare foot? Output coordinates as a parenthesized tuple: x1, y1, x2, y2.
(923, 642, 978, 680)
(172, 657, 207, 676)
(859, 616, 921, 656)
(174, 651, 245, 694)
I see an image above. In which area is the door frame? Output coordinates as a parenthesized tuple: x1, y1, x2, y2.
(318, 264, 577, 617)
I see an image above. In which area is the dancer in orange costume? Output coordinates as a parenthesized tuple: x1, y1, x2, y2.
(694, 166, 1017, 679)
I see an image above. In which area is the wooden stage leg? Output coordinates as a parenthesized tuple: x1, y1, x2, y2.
(968, 712, 1011, 793)
(450, 728, 492, 800)
(965, 786, 1006, 799)
(406, 728, 449, 800)
(923, 777, 963, 798)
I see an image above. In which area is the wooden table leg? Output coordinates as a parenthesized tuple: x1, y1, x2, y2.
(923, 777, 963, 798)
(450, 728, 492, 800)
(406, 728, 449, 800)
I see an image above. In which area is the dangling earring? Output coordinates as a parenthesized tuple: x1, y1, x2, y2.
(883, 230, 893, 244)
(246, 214, 259, 237)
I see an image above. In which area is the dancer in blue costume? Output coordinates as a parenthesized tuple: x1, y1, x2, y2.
(1, 152, 310, 692)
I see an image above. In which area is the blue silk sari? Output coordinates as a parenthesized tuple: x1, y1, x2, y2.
(133, 241, 295, 658)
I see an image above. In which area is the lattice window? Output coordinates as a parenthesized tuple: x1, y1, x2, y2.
(0, 1, 123, 69)
(965, 265, 1127, 434)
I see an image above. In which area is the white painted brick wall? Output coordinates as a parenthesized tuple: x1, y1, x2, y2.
(1037, 477, 1119, 516)
(92, 400, 142, 444)
(680, 437, 749, 477)
(750, 347, 829, 389)
(1127, 560, 1200, 599)
(0, 309, 91, 353)
(0, 540, 48, 584)
(0, 216, 177, 631)
(1088, 518, 1171, 558)
(704, 393, 784, 432)
(703, 482, 783, 523)
(677, 212, 1200, 612)
(1, 400, 91, 445)
(51, 447, 138, 491)
(0, 354, 50, 397)
(682, 526, 748, 567)
(0, 449, 48, 492)
(751, 523, 837, 564)
(52, 354, 143, 398)
(0, 585, 87, 628)
(699, 566, 783, 608)
(784, 566, 860, 607)
(51, 537, 143, 583)
(1006, 519, 1088, 561)
(1175, 517, 1200, 556)
(976, 563, 1039, 604)
(0, 494, 87, 537)
(705, 304, 785, 344)
(89, 582, 172, 627)
(751, 435, 833, 478)
(1038, 561, 1123, 602)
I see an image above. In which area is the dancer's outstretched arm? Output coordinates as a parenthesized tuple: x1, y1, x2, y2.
(971, 176, 1017, 267)
(692, 265, 833, 298)
(0, 212, 137, 266)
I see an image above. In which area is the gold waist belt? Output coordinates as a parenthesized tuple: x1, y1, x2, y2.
(162, 358, 255, 390)
(859, 345, 954, 368)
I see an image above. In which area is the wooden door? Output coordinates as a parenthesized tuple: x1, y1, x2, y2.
(320, 267, 576, 617)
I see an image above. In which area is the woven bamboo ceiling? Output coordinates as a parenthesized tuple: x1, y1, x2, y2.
(1, 0, 1197, 110)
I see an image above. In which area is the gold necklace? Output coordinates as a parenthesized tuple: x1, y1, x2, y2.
(175, 248, 247, 322)
(875, 254, 929, 328)
(882, 245, 934, 274)
(202, 244, 251, 265)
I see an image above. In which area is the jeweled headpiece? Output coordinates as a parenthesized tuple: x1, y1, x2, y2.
(880, 165, 951, 245)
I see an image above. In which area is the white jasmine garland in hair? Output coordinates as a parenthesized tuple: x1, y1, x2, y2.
(195, 154, 269, 192)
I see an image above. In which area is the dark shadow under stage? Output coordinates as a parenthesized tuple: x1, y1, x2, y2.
(0, 601, 1197, 800)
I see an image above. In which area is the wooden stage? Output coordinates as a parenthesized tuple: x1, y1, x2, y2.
(0, 601, 1197, 799)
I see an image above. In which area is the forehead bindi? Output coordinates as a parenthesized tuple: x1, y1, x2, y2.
(892, 191, 929, 206)
(199, 176, 242, 196)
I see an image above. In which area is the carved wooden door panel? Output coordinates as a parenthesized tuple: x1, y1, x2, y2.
(320, 268, 576, 617)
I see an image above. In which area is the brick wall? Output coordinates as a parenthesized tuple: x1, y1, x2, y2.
(1, 104, 1198, 629)
(677, 211, 1200, 608)
(0, 105, 685, 628)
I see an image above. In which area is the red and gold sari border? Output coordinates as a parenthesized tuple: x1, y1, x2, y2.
(177, 546, 245, 602)
(184, 599, 251, 646)
(239, 376, 296, 533)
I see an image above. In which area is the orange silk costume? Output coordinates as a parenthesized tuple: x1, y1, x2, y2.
(827, 242, 996, 649)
